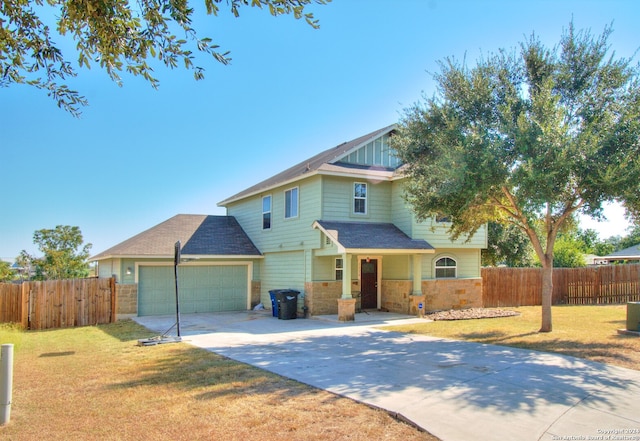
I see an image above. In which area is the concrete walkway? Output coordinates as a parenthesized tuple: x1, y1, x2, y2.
(134, 311, 640, 441)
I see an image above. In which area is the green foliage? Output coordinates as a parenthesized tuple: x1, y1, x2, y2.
(617, 224, 640, 250)
(21, 225, 92, 280)
(393, 22, 640, 268)
(0, 0, 329, 116)
(552, 235, 586, 268)
(482, 222, 535, 267)
(0, 260, 16, 282)
(392, 22, 640, 331)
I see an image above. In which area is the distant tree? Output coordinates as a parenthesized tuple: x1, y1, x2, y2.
(1, 0, 329, 116)
(392, 23, 640, 332)
(572, 228, 615, 256)
(617, 225, 640, 250)
(482, 222, 535, 267)
(0, 261, 16, 282)
(21, 226, 92, 280)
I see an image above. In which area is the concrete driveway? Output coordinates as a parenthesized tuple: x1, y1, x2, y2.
(134, 311, 640, 441)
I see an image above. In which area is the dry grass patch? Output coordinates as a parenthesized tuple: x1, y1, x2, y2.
(0, 320, 436, 441)
(386, 305, 640, 371)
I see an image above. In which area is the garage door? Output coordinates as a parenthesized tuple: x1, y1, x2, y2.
(138, 265, 248, 316)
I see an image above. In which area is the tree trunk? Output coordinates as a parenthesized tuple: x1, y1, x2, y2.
(540, 263, 553, 332)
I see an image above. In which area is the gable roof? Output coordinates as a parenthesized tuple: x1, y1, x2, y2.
(312, 220, 434, 254)
(218, 124, 398, 206)
(91, 215, 261, 260)
(602, 243, 640, 260)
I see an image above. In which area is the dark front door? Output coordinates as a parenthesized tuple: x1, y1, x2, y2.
(360, 259, 378, 309)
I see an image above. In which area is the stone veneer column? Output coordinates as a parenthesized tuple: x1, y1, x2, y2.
(337, 298, 356, 322)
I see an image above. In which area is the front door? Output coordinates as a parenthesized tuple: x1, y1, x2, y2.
(360, 259, 378, 309)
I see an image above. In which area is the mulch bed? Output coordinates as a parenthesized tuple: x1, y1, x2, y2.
(425, 308, 520, 321)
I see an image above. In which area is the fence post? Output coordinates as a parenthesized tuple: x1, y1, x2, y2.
(20, 283, 29, 329)
(0, 344, 14, 425)
(110, 277, 117, 323)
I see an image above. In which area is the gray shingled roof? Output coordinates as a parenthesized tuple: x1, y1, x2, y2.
(91, 215, 261, 260)
(218, 125, 397, 206)
(314, 220, 434, 251)
(603, 243, 640, 260)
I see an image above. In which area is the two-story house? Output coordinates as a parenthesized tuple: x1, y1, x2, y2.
(92, 125, 486, 319)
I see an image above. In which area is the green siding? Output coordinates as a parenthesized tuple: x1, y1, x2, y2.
(382, 255, 411, 279)
(228, 175, 322, 254)
(422, 249, 481, 279)
(321, 176, 393, 222)
(261, 251, 305, 305)
(412, 218, 487, 249)
(314, 255, 340, 281)
(391, 180, 412, 236)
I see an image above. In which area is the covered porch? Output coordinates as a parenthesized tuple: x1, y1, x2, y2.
(311, 220, 436, 321)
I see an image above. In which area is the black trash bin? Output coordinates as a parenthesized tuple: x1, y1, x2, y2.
(274, 290, 299, 320)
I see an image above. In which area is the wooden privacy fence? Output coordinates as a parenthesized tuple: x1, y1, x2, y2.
(0, 277, 116, 330)
(482, 264, 640, 307)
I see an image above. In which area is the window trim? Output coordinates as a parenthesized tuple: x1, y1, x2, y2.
(284, 187, 299, 219)
(353, 182, 367, 215)
(335, 258, 343, 281)
(435, 256, 457, 279)
(262, 195, 272, 230)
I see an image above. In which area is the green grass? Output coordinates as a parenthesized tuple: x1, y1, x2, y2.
(385, 305, 640, 371)
(0, 320, 436, 441)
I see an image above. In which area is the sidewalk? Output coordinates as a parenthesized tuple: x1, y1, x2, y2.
(134, 311, 640, 441)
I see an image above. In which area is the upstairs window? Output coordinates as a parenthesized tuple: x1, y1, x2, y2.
(285, 187, 299, 219)
(354, 182, 367, 214)
(262, 195, 271, 230)
(435, 257, 457, 278)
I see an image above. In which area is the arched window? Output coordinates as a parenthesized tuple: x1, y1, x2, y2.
(435, 257, 457, 278)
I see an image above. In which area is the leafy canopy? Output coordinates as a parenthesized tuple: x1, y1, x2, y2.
(392, 22, 640, 266)
(0, 261, 16, 282)
(1, 0, 328, 116)
(392, 22, 640, 331)
(21, 225, 92, 280)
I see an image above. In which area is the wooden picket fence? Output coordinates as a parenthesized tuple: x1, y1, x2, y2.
(482, 264, 640, 307)
(0, 277, 116, 330)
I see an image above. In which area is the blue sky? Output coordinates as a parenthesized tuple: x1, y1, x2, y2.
(1, 0, 638, 260)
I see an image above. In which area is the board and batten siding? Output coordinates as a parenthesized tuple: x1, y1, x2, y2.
(321, 176, 393, 222)
(343, 134, 401, 168)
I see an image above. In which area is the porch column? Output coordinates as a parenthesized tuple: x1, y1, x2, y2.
(341, 253, 352, 299)
(338, 253, 356, 321)
(412, 254, 423, 295)
(410, 254, 425, 317)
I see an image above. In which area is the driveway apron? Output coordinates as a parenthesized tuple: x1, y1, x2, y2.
(134, 312, 640, 441)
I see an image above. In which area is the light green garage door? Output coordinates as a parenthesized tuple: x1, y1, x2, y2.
(138, 265, 248, 316)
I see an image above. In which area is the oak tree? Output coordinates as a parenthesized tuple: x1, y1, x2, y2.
(392, 23, 640, 332)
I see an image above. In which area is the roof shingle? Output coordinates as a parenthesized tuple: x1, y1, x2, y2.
(314, 220, 434, 251)
(91, 215, 261, 260)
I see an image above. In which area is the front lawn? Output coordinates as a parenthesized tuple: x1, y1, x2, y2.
(0, 320, 436, 441)
(385, 305, 640, 371)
